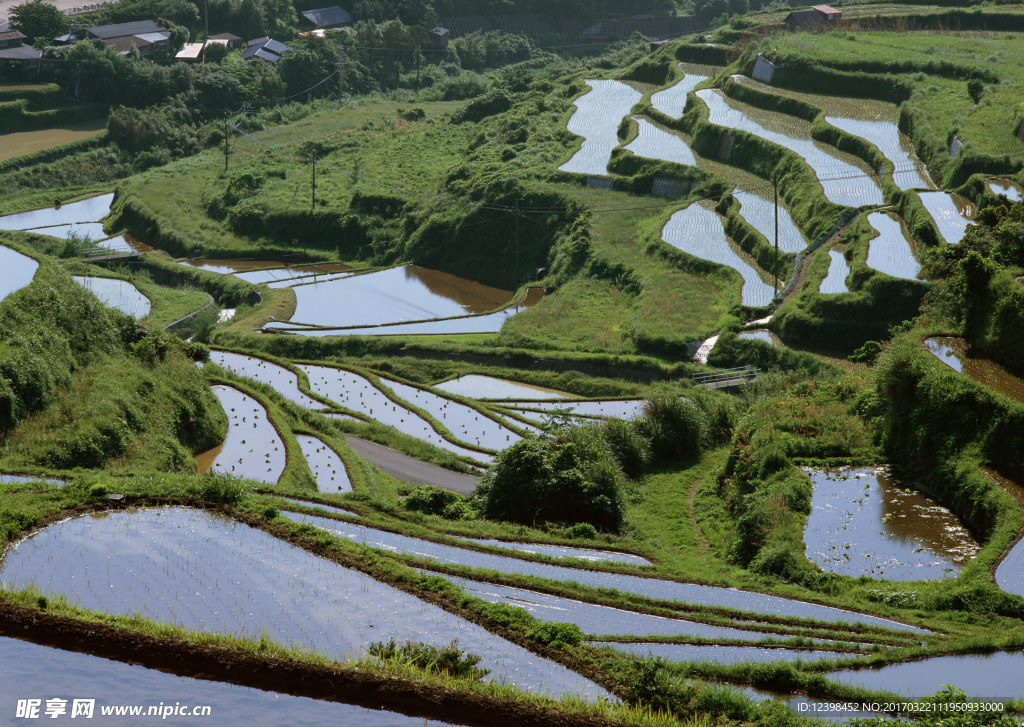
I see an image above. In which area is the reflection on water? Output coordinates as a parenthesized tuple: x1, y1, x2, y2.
(737, 329, 779, 347)
(196, 385, 286, 484)
(72, 276, 151, 319)
(988, 179, 1023, 202)
(829, 650, 1024, 700)
(819, 250, 850, 294)
(0, 244, 39, 303)
(0, 636, 460, 727)
(594, 642, 859, 665)
(738, 684, 895, 723)
(651, 73, 711, 120)
(0, 508, 611, 701)
(435, 375, 573, 400)
(295, 434, 352, 493)
(624, 117, 697, 166)
(0, 193, 114, 231)
(208, 351, 323, 409)
(183, 259, 288, 275)
(864, 212, 921, 281)
(824, 116, 931, 191)
(918, 191, 974, 244)
(460, 537, 652, 566)
(733, 189, 807, 254)
(559, 80, 642, 176)
(990, 471, 1024, 598)
(924, 337, 1024, 405)
(286, 265, 513, 328)
(804, 467, 980, 580)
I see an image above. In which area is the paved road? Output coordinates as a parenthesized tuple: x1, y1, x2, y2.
(343, 435, 481, 495)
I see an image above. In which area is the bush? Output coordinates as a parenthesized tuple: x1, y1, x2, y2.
(368, 638, 489, 680)
(404, 486, 474, 519)
(526, 621, 582, 648)
(639, 395, 703, 461)
(187, 472, 246, 504)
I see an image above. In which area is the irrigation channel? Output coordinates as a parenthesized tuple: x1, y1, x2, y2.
(0, 636, 460, 727)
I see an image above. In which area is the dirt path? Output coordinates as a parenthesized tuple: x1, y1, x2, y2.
(783, 214, 862, 302)
(344, 435, 481, 494)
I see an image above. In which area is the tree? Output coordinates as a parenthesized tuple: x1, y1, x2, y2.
(277, 36, 337, 99)
(10, 0, 66, 45)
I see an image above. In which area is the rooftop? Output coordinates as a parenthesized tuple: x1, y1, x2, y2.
(87, 20, 165, 39)
(300, 6, 352, 28)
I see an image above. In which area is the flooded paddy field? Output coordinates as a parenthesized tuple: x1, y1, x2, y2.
(624, 117, 697, 166)
(0, 636, 461, 727)
(0, 244, 39, 303)
(823, 116, 931, 191)
(661, 203, 775, 307)
(991, 471, 1024, 598)
(650, 72, 712, 119)
(695, 89, 884, 208)
(282, 265, 513, 329)
(819, 250, 851, 294)
(457, 537, 652, 566)
(434, 375, 573, 401)
(277, 496, 360, 518)
(0, 508, 609, 701)
(924, 337, 1024, 405)
(299, 364, 492, 463)
(207, 351, 323, 409)
(72, 276, 151, 319)
(559, 80, 642, 176)
(732, 189, 807, 254)
(804, 468, 980, 580)
(988, 179, 1023, 202)
(0, 194, 113, 232)
(195, 385, 286, 484)
(736, 329, 779, 347)
(918, 192, 974, 244)
(828, 650, 1024, 700)
(295, 435, 352, 493)
(738, 684, 895, 723)
(0, 473, 66, 487)
(182, 259, 289, 275)
(593, 642, 860, 665)
(864, 213, 922, 281)
(498, 399, 647, 422)
(285, 511, 923, 631)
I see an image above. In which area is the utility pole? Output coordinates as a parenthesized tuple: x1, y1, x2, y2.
(223, 116, 229, 173)
(513, 200, 520, 285)
(311, 156, 317, 212)
(203, 0, 208, 63)
(415, 44, 421, 90)
(773, 172, 779, 297)
(338, 40, 344, 104)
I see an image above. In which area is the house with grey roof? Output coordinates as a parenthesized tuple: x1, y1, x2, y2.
(298, 6, 351, 30)
(784, 5, 842, 27)
(242, 37, 292, 63)
(85, 20, 171, 55)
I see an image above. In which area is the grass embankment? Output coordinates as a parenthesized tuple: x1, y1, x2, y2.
(0, 248, 224, 473)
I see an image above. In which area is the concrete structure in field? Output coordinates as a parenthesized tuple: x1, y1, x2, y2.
(784, 5, 842, 27)
(299, 5, 351, 30)
(242, 36, 292, 64)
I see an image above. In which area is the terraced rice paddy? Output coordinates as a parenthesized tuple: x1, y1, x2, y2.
(829, 651, 1024, 700)
(592, 642, 859, 665)
(0, 120, 106, 162)
(559, 80, 642, 176)
(804, 468, 980, 580)
(208, 351, 323, 409)
(267, 309, 516, 336)
(650, 73, 711, 119)
(736, 329, 778, 346)
(426, 574, 782, 641)
(434, 375, 573, 400)
(0, 244, 39, 303)
(823, 116, 931, 191)
(233, 263, 352, 284)
(732, 189, 806, 253)
(924, 337, 1024, 405)
(864, 212, 921, 281)
(695, 89, 884, 208)
(918, 192, 974, 244)
(990, 472, 1024, 598)
(278, 496, 359, 518)
(624, 117, 697, 166)
(0, 473, 65, 487)
(819, 250, 850, 294)
(988, 179, 1023, 202)
(72, 276, 151, 319)
(0, 193, 113, 231)
(283, 265, 513, 328)
(295, 435, 352, 493)
(661, 202, 775, 307)
(458, 538, 652, 566)
(299, 364, 492, 463)
(0, 636, 459, 727)
(378, 377, 522, 451)
(0, 508, 610, 701)
(285, 511, 924, 631)
(738, 685, 891, 723)
(196, 385, 286, 484)
(500, 399, 647, 421)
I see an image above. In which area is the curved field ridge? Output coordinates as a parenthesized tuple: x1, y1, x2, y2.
(594, 642, 860, 665)
(819, 250, 850, 294)
(459, 538, 652, 566)
(829, 651, 1024, 700)
(206, 385, 286, 484)
(824, 116, 931, 191)
(0, 509, 610, 702)
(208, 351, 323, 409)
(0, 637, 458, 727)
(0, 244, 39, 304)
(72, 276, 151, 319)
(559, 80, 642, 176)
(285, 511, 925, 632)
(661, 203, 775, 307)
(623, 117, 696, 166)
(696, 89, 884, 208)
(651, 74, 710, 119)
(733, 189, 806, 254)
(864, 212, 922, 281)
(918, 191, 974, 244)
(435, 573, 777, 641)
